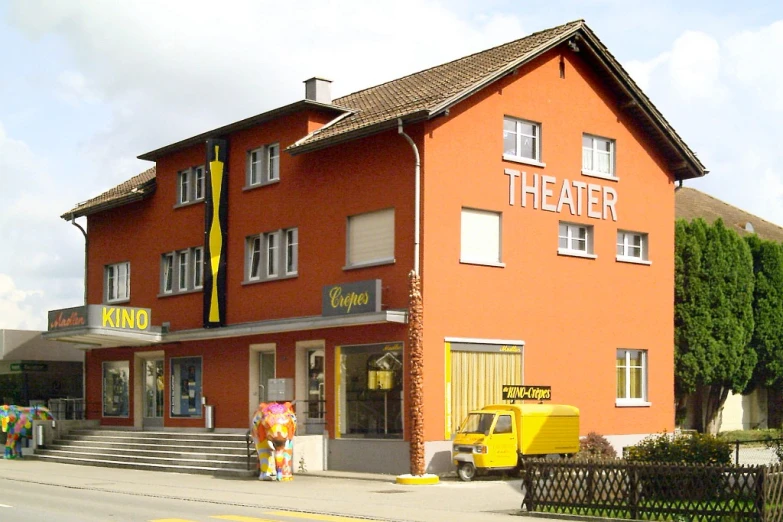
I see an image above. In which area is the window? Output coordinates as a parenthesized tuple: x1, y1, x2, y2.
(460, 208, 503, 266)
(558, 222, 595, 258)
(171, 357, 202, 418)
(160, 247, 203, 295)
(617, 231, 650, 264)
(102, 361, 129, 417)
(616, 349, 648, 405)
(346, 209, 394, 268)
(246, 227, 298, 282)
(503, 117, 543, 165)
(105, 262, 130, 303)
(247, 143, 280, 187)
(177, 166, 206, 204)
(582, 134, 615, 178)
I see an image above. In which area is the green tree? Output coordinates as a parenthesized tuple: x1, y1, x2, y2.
(744, 236, 783, 427)
(675, 218, 755, 434)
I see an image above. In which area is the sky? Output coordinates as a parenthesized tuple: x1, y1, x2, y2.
(1, 0, 782, 330)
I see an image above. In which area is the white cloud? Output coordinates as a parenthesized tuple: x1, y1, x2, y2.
(55, 70, 100, 106)
(625, 52, 669, 91)
(724, 20, 783, 112)
(0, 274, 45, 330)
(667, 31, 725, 102)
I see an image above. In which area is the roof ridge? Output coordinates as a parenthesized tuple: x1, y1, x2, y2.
(333, 19, 584, 107)
(679, 186, 783, 230)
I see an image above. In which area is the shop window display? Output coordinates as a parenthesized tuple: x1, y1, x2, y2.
(170, 357, 202, 417)
(102, 361, 129, 417)
(339, 342, 403, 439)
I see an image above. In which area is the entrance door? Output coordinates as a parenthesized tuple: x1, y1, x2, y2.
(259, 352, 275, 402)
(143, 359, 164, 429)
(306, 348, 325, 434)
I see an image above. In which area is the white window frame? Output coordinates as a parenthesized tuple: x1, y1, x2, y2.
(617, 230, 651, 265)
(345, 209, 395, 269)
(460, 208, 504, 267)
(503, 116, 544, 167)
(616, 349, 650, 406)
(105, 261, 130, 303)
(246, 227, 298, 283)
(160, 247, 203, 295)
(558, 222, 596, 259)
(582, 134, 616, 180)
(246, 143, 281, 187)
(177, 166, 206, 205)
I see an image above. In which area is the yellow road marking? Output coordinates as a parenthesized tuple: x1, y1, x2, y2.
(150, 519, 198, 522)
(265, 511, 385, 522)
(209, 515, 280, 522)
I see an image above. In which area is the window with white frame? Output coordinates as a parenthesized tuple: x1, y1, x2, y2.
(460, 208, 503, 266)
(582, 134, 615, 178)
(161, 247, 203, 295)
(616, 349, 648, 405)
(105, 262, 130, 303)
(247, 143, 280, 187)
(558, 222, 594, 257)
(177, 166, 206, 204)
(503, 117, 542, 165)
(246, 227, 298, 282)
(617, 231, 649, 263)
(346, 209, 394, 268)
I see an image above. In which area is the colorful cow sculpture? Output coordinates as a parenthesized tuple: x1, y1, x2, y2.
(0, 405, 54, 459)
(250, 402, 296, 481)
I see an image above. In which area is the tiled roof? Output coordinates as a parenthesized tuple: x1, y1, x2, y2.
(289, 20, 584, 152)
(675, 187, 783, 243)
(61, 167, 156, 219)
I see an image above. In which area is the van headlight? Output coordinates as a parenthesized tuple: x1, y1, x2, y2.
(474, 445, 488, 454)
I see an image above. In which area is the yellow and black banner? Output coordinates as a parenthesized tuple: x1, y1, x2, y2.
(502, 385, 551, 401)
(203, 138, 228, 328)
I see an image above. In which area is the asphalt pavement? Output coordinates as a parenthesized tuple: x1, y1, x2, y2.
(0, 458, 548, 522)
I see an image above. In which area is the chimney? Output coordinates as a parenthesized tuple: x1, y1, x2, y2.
(304, 77, 332, 104)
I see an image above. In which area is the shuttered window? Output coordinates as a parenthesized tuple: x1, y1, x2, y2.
(347, 208, 394, 267)
(460, 208, 502, 265)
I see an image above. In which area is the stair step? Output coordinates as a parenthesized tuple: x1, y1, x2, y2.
(33, 454, 256, 477)
(46, 441, 248, 455)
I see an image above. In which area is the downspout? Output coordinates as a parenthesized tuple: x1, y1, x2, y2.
(397, 119, 421, 274)
(69, 214, 88, 416)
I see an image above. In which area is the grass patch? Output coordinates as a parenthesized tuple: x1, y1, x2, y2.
(718, 428, 781, 444)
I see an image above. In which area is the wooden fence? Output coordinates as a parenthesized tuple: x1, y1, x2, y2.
(521, 459, 783, 521)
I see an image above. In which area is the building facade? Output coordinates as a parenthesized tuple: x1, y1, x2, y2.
(46, 20, 706, 474)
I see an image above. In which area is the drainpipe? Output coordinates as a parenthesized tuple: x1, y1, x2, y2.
(397, 119, 421, 274)
(69, 214, 88, 416)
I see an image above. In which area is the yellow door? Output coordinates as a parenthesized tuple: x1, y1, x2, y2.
(487, 414, 518, 468)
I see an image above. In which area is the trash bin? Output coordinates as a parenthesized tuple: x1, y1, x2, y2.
(204, 405, 214, 431)
(36, 424, 45, 447)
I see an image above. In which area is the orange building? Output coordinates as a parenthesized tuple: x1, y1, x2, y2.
(46, 20, 706, 474)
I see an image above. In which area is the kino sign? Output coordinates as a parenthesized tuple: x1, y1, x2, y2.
(48, 305, 152, 332)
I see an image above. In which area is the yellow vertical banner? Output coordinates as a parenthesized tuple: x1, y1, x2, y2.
(203, 139, 228, 327)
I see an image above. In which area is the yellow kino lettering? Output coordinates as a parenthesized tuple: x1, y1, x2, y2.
(102, 307, 149, 330)
(329, 286, 370, 314)
(504, 386, 551, 400)
(500, 345, 521, 353)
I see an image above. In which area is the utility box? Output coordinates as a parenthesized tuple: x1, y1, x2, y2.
(267, 378, 294, 402)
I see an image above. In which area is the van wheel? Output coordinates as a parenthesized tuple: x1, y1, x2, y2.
(457, 463, 476, 482)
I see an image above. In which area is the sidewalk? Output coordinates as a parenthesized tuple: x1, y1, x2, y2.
(0, 458, 544, 522)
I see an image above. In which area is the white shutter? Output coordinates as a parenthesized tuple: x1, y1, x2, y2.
(348, 209, 394, 265)
(460, 209, 501, 264)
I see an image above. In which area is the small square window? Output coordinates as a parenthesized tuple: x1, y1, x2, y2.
(503, 117, 543, 166)
(105, 261, 130, 303)
(246, 143, 281, 187)
(558, 222, 595, 258)
(616, 349, 648, 405)
(617, 231, 650, 264)
(460, 208, 503, 266)
(177, 166, 206, 205)
(582, 134, 615, 179)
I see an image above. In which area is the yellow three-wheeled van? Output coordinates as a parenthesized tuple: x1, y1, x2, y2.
(452, 403, 580, 481)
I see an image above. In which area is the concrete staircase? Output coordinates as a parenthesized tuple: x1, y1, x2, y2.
(34, 428, 257, 477)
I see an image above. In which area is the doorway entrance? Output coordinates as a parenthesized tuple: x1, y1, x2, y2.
(143, 358, 164, 429)
(249, 343, 276, 421)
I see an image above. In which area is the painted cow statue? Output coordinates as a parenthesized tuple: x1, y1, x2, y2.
(250, 402, 297, 481)
(0, 405, 55, 459)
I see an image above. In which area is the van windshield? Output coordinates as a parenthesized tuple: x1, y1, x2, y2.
(459, 413, 495, 435)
